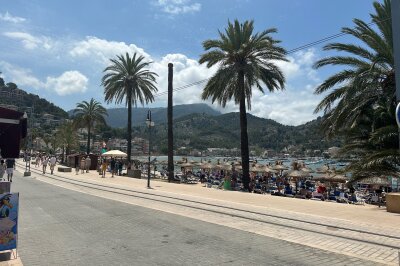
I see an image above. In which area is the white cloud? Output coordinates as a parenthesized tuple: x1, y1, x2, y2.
(156, 0, 201, 15)
(0, 61, 44, 88)
(3, 32, 53, 50)
(0, 61, 88, 96)
(0, 12, 26, 23)
(1, 30, 323, 125)
(46, 71, 88, 96)
(70, 36, 150, 65)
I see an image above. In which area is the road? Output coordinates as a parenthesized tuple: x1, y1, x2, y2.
(11, 171, 378, 266)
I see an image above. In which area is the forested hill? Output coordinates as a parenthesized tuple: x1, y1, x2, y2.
(0, 78, 68, 119)
(69, 103, 221, 127)
(130, 112, 340, 153)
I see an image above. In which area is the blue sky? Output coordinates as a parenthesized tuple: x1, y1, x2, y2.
(0, 0, 377, 125)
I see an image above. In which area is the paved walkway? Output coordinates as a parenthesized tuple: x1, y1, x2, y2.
(12, 170, 379, 266)
(15, 160, 400, 265)
(23, 160, 399, 229)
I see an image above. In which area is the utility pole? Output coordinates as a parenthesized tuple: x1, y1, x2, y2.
(24, 105, 33, 176)
(167, 63, 174, 182)
(393, 0, 400, 102)
(146, 110, 154, 188)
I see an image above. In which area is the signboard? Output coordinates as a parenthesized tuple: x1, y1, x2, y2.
(396, 102, 400, 128)
(0, 193, 18, 251)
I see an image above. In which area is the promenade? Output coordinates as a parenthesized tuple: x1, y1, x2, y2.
(25, 160, 398, 227)
(9, 160, 400, 265)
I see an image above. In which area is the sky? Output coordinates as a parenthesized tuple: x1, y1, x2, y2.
(0, 0, 377, 125)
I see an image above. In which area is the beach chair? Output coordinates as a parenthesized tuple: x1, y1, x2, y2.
(355, 194, 365, 205)
(337, 193, 349, 204)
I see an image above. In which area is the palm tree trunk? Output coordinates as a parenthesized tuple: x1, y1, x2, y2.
(127, 87, 132, 162)
(239, 70, 250, 190)
(86, 124, 91, 155)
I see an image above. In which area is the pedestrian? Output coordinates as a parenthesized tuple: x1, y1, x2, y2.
(85, 156, 91, 173)
(75, 156, 79, 175)
(49, 155, 57, 174)
(35, 155, 40, 167)
(42, 156, 48, 174)
(118, 160, 123, 176)
(101, 159, 107, 178)
(5, 158, 15, 182)
(0, 160, 5, 181)
(80, 157, 86, 174)
(110, 158, 116, 177)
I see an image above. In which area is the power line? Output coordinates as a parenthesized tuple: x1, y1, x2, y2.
(287, 17, 391, 54)
(150, 17, 391, 99)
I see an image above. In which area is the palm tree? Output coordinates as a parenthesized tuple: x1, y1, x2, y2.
(57, 121, 79, 163)
(199, 20, 287, 190)
(313, 0, 398, 181)
(102, 52, 158, 162)
(74, 98, 108, 154)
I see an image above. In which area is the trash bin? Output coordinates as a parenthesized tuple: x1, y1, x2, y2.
(224, 178, 231, 190)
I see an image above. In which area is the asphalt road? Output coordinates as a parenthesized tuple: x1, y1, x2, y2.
(11, 171, 377, 266)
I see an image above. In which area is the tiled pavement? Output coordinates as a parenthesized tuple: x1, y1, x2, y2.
(14, 160, 400, 265)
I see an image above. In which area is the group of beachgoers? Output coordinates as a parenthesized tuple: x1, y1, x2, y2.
(73, 156, 125, 178)
(34, 154, 57, 174)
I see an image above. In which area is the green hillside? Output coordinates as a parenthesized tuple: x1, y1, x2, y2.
(127, 112, 340, 154)
(0, 78, 68, 119)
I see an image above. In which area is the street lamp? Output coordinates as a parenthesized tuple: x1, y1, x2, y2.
(146, 110, 154, 188)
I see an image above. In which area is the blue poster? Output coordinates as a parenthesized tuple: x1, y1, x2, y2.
(0, 193, 18, 251)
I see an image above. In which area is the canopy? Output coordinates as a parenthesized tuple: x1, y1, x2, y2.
(287, 170, 309, 178)
(101, 150, 127, 157)
(0, 107, 27, 158)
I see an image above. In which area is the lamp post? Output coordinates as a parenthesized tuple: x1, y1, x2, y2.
(146, 110, 154, 188)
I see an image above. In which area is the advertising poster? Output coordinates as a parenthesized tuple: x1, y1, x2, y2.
(0, 193, 18, 251)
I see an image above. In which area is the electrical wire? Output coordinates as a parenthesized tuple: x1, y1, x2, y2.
(150, 17, 391, 99)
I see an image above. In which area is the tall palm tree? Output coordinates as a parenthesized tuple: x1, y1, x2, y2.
(74, 98, 108, 154)
(199, 20, 287, 190)
(313, 0, 398, 181)
(102, 52, 158, 162)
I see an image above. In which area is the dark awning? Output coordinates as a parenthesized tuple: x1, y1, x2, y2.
(0, 107, 28, 158)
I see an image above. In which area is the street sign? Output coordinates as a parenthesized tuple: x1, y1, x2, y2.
(396, 102, 400, 128)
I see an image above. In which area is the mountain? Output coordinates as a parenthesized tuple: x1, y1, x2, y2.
(70, 103, 221, 128)
(128, 112, 341, 154)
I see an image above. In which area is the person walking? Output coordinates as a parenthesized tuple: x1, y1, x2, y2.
(5, 158, 15, 182)
(0, 160, 6, 181)
(42, 156, 48, 174)
(80, 157, 86, 174)
(49, 155, 57, 174)
(35, 155, 40, 168)
(110, 158, 116, 177)
(75, 156, 79, 175)
(101, 159, 107, 178)
(118, 160, 123, 176)
(85, 156, 91, 173)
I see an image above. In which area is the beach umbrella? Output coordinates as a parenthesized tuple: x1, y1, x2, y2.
(199, 162, 213, 169)
(359, 176, 390, 186)
(300, 166, 313, 174)
(180, 162, 194, 168)
(272, 164, 289, 171)
(287, 170, 308, 178)
(101, 150, 127, 157)
(316, 165, 334, 174)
